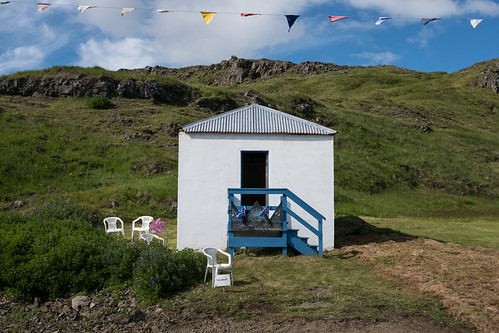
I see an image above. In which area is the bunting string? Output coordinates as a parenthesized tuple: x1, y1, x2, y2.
(0, 1, 491, 30)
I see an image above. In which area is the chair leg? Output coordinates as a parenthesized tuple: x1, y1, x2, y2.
(204, 267, 208, 282)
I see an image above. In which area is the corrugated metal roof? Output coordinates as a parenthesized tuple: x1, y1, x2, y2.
(182, 104, 337, 135)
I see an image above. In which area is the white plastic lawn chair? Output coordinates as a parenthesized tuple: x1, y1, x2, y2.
(103, 217, 125, 237)
(139, 233, 165, 245)
(131, 216, 154, 241)
(202, 248, 233, 288)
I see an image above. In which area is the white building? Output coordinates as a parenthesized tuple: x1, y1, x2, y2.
(177, 104, 336, 255)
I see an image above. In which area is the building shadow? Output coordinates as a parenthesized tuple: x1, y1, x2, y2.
(335, 215, 417, 248)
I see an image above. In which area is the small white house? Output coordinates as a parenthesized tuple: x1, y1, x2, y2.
(177, 104, 336, 255)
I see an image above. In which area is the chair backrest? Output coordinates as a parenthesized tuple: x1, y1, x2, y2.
(142, 216, 153, 228)
(202, 248, 218, 266)
(104, 217, 121, 231)
(138, 215, 153, 223)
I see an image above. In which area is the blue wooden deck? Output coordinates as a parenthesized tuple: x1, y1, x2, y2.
(227, 188, 325, 256)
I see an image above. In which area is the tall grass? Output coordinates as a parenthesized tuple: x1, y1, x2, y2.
(1, 62, 498, 219)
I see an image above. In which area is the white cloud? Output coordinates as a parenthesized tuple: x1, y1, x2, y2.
(0, 12, 69, 74)
(74, 0, 331, 69)
(77, 38, 160, 70)
(407, 28, 441, 48)
(0, 46, 44, 74)
(352, 51, 400, 65)
(341, 0, 499, 17)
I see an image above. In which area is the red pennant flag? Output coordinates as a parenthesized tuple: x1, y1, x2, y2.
(38, 3, 51, 12)
(241, 13, 261, 17)
(328, 16, 349, 23)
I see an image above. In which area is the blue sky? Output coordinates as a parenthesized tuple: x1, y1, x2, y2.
(1, 0, 498, 75)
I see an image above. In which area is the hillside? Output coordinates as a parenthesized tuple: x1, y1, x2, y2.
(0, 57, 498, 221)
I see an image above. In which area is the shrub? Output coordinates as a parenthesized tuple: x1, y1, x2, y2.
(26, 197, 98, 226)
(0, 214, 110, 300)
(0, 211, 205, 302)
(133, 246, 205, 302)
(86, 96, 114, 109)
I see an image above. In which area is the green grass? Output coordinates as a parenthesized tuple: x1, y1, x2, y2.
(363, 216, 499, 249)
(1, 61, 498, 220)
(164, 251, 464, 327)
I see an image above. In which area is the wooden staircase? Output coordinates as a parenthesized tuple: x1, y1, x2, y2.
(287, 229, 319, 255)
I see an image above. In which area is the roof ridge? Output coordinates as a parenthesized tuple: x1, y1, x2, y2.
(182, 104, 336, 135)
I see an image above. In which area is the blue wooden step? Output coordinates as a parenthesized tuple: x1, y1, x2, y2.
(287, 232, 318, 256)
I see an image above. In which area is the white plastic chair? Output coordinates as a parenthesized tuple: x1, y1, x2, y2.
(103, 217, 125, 237)
(202, 248, 233, 288)
(131, 216, 154, 241)
(139, 233, 165, 245)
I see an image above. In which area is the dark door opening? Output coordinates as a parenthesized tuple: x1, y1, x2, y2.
(241, 151, 268, 206)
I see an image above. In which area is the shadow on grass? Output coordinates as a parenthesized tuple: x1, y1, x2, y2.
(335, 215, 417, 248)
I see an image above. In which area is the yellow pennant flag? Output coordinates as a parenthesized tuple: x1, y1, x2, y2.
(201, 11, 216, 24)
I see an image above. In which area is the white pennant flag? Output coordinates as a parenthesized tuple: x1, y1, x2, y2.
(38, 3, 51, 12)
(77, 5, 96, 13)
(375, 17, 391, 25)
(121, 7, 135, 16)
(156, 9, 171, 13)
(469, 19, 483, 28)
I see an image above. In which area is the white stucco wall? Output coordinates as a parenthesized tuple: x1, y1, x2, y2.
(177, 132, 335, 251)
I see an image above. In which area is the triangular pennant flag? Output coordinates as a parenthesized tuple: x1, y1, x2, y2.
(375, 17, 391, 25)
(328, 16, 349, 23)
(469, 19, 483, 28)
(241, 13, 261, 17)
(121, 8, 135, 16)
(77, 5, 95, 13)
(156, 9, 171, 13)
(38, 3, 51, 12)
(201, 11, 216, 24)
(286, 15, 299, 32)
(421, 18, 440, 25)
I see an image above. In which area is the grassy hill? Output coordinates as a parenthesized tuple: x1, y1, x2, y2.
(0, 58, 498, 223)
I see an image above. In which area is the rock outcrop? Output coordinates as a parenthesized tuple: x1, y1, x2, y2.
(471, 61, 499, 93)
(0, 75, 192, 104)
(121, 56, 344, 85)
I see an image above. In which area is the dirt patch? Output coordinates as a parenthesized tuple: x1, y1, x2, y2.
(340, 234, 499, 333)
(0, 288, 471, 333)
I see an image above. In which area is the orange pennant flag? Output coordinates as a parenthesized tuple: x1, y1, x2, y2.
(201, 11, 216, 24)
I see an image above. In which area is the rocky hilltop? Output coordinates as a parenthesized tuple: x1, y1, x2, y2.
(0, 57, 498, 103)
(121, 56, 345, 85)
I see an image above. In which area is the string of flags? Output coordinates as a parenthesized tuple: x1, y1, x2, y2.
(0, 1, 489, 30)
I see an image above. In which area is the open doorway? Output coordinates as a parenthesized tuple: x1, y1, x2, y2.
(241, 151, 268, 206)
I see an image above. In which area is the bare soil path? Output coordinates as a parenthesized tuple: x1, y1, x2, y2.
(340, 234, 499, 333)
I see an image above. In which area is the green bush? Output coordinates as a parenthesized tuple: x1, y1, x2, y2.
(133, 246, 205, 302)
(0, 211, 205, 302)
(26, 197, 98, 226)
(0, 215, 111, 300)
(86, 96, 114, 109)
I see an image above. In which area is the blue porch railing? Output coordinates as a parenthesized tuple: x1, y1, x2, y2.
(227, 188, 325, 256)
